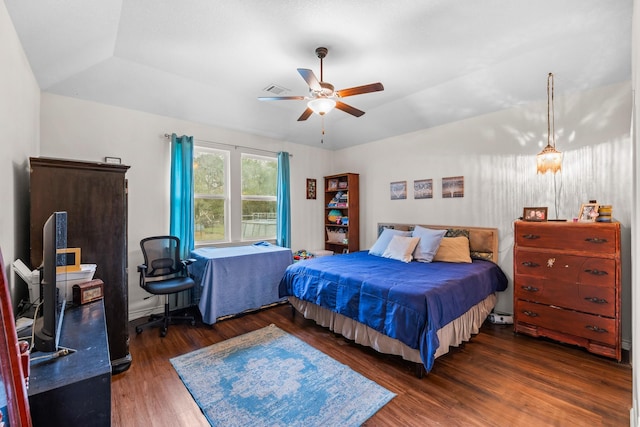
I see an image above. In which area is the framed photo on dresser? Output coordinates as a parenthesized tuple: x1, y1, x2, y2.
(578, 203, 599, 222)
(523, 207, 548, 222)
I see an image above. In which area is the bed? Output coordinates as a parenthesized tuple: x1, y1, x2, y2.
(279, 223, 508, 376)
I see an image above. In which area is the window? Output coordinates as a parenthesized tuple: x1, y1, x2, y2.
(241, 154, 277, 240)
(194, 147, 229, 243)
(193, 146, 277, 244)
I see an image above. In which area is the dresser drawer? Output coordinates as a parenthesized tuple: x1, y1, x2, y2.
(514, 276, 616, 317)
(515, 222, 618, 253)
(515, 250, 616, 287)
(515, 300, 617, 346)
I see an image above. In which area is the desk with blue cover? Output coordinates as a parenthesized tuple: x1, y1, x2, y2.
(190, 243, 293, 324)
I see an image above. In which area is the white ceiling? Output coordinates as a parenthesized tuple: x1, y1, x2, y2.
(5, 0, 633, 150)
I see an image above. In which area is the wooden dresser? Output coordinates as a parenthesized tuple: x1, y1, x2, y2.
(513, 220, 621, 361)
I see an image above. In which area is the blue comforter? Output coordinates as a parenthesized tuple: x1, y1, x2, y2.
(279, 251, 508, 371)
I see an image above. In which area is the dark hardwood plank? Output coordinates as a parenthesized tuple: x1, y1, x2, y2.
(111, 304, 631, 426)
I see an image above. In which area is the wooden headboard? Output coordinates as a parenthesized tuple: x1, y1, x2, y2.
(377, 223, 500, 263)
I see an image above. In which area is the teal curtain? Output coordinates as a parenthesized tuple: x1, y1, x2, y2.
(276, 152, 291, 248)
(169, 133, 195, 259)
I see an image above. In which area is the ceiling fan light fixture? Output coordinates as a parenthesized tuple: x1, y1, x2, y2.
(308, 98, 336, 115)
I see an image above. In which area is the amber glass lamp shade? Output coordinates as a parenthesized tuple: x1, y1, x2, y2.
(536, 144, 562, 174)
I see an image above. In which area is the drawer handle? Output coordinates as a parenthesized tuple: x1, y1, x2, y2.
(521, 261, 540, 268)
(521, 285, 539, 292)
(585, 237, 608, 244)
(584, 269, 608, 276)
(522, 234, 540, 240)
(523, 310, 539, 317)
(584, 297, 608, 304)
(586, 325, 608, 334)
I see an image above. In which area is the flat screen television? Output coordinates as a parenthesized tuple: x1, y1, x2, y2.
(33, 211, 67, 353)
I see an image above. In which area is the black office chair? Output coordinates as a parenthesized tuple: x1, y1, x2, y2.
(136, 236, 196, 337)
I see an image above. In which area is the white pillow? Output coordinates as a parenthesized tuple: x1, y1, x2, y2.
(412, 226, 447, 263)
(382, 235, 420, 263)
(369, 228, 412, 256)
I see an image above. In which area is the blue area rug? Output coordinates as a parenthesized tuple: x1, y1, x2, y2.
(170, 324, 395, 426)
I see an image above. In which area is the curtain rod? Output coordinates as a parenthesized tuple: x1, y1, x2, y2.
(163, 133, 292, 157)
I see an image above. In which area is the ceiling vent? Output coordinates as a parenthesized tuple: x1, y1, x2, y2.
(263, 84, 289, 95)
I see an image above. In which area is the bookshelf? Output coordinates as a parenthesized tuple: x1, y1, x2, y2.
(324, 173, 359, 254)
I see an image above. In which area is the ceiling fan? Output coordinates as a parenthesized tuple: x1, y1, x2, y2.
(258, 47, 384, 121)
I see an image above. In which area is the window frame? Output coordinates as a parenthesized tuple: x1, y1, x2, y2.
(193, 145, 230, 244)
(193, 144, 278, 246)
(240, 153, 278, 242)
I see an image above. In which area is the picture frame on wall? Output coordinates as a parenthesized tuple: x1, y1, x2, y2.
(414, 179, 433, 199)
(442, 176, 464, 198)
(306, 178, 316, 200)
(390, 181, 407, 200)
(578, 203, 599, 222)
(523, 207, 548, 222)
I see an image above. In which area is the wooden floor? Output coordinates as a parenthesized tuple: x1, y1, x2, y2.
(112, 304, 632, 426)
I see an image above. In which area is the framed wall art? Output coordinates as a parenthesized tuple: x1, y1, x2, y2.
(306, 178, 316, 200)
(390, 181, 407, 200)
(523, 207, 548, 222)
(414, 179, 433, 199)
(442, 176, 464, 198)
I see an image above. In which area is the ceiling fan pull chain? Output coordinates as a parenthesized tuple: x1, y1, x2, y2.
(321, 117, 325, 144)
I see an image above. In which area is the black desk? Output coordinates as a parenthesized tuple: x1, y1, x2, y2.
(28, 301, 111, 427)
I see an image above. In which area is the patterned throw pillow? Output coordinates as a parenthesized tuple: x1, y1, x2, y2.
(471, 251, 494, 261)
(445, 228, 470, 239)
(445, 229, 494, 261)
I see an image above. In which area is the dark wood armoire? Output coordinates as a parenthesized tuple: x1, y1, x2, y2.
(29, 157, 131, 373)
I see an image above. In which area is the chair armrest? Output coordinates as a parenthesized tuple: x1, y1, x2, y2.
(182, 258, 197, 265)
(137, 264, 148, 273)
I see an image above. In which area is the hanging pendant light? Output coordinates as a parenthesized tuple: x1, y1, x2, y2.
(537, 72, 563, 174)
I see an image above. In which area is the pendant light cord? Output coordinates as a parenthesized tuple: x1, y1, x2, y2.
(553, 173, 560, 220)
(547, 72, 555, 149)
(549, 72, 561, 219)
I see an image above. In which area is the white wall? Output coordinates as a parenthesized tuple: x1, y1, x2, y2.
(0, 1, 40, 310)
(39, 93, 331, 319)
(630, 1, 639, 425)
(333, 81, 633, 345)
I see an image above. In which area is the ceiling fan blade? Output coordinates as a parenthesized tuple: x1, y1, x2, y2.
(258, 96, 305, 101)
(297, 108, 314, 121)
(297, 68, 322, 91)
(335, 101, 365, 117)
(336, 82, 384, 98)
